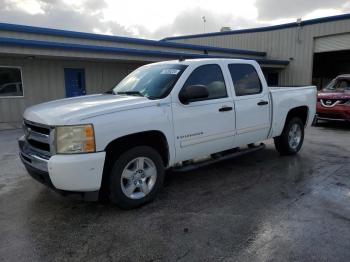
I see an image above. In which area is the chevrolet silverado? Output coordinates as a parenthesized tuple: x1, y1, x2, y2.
(19, 59, 317, 209)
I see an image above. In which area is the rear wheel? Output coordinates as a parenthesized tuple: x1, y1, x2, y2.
(108, 146, 164, 209)
(274, 117, 304, 155)
(312, 115, 318, 126)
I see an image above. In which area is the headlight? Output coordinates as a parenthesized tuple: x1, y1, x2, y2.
(56, 124, 95, 154)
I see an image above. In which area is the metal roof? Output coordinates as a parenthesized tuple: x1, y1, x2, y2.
(0, 22, 265, 56)
(163, 13, 350, 41)
(0, 36, 289, 66)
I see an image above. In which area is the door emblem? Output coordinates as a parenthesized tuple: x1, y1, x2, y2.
(177, 132, 203, 140)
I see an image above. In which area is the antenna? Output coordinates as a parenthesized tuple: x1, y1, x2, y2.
(296, 18, 302, 43)
(202, 16, 206, 33)
(179, 56, 185, 62)
(297, 18, 302, 25)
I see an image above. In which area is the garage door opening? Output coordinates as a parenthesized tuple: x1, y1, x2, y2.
(312, 50, 350, 90)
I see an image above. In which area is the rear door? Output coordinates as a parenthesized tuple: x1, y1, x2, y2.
(172, 63, 236, 162)
(227, 63, 270, 145)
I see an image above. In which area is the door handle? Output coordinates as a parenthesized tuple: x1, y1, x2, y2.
(257, 100, 269, 106)
(219, 106, 233, 112)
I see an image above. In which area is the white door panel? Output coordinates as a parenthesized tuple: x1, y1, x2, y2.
(235, 94, 270, 145)
(171, 63, 236, 162)
(224, 62, 271, 146)
(172, 98, 235, 162)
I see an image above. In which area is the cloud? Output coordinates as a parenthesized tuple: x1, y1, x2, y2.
(83, 0, 108, 11)
(134, 7, 264, 39)
(0, 0, 133, 36)
(0, 0, 350, 40)
(0, 0, 263, 39)
(256, 0, 350, 20)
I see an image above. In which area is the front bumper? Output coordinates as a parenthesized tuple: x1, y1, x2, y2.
(19, 136, 106, 198)
(316, 102, 350, 121)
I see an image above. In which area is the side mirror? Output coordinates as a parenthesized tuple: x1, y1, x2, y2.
(179, 85, 209, 104)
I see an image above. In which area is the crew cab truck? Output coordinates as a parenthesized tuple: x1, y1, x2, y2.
(19, 59, 316, 209)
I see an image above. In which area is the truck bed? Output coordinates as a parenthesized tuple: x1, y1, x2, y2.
(268, 85, 317, 138)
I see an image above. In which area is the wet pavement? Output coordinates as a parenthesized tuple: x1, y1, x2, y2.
(1, 122, 350, 262)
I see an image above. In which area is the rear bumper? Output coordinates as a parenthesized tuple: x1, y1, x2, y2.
(316, 103, 350, 121)
(19, 136, 106, 199)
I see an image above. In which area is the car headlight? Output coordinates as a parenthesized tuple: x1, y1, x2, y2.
(56, 124, 95, 154)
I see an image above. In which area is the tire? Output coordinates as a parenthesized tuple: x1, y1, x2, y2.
(108, 146, 164, 209)
(312, 115, 318, 126)
(274, 117, 304, 155)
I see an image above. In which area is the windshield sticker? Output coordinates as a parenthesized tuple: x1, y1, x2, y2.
(160, 69, 181, 75)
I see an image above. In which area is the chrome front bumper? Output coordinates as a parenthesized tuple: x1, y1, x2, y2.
(18, 136, 49, 173)
(18, 136, 100, 201)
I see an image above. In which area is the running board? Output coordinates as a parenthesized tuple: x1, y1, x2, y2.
(172, 143, 265, 172)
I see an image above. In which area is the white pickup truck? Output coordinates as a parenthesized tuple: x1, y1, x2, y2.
(19, 59, 316, 208)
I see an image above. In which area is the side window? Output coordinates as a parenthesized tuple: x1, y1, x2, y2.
(228, 64, 262, 96)
(182, 64, 227, 101)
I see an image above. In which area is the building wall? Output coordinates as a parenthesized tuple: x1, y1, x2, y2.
(0, 23, 288, 129)
(169, 19, 350, 86)
(0, 56, 141, 129)
(0, 29, 262, 59)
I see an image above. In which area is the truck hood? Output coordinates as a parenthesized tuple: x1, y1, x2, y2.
(318, 90, 350, 100)
(23, 94, 153, 125)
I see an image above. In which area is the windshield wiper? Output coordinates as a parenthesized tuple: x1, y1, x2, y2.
(116, 91, 144, 97)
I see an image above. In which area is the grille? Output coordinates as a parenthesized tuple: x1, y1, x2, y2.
(23, 120, 52, 156)
(320, 99, 338, 106)
(320, 99, 349, 106)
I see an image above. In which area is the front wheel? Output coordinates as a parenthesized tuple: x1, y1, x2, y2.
(108, 146, 164, 209)
(274, 117, 304, 155)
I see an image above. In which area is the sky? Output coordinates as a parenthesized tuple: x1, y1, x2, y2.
(0, 0, 350, 40)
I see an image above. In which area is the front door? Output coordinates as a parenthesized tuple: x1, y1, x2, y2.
(228, 63, 270, 145)
(172, 64, 236, 162)
(64, 68, 86, 97)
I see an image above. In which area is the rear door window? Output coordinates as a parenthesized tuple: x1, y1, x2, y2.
(228, 64, 262, 96)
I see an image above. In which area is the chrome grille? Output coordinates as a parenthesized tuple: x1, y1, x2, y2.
(320, 99, 342, 107)
(23, 120, 52, 156)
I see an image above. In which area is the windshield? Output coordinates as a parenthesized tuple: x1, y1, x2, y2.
(324, 78, 350, 91)
(112, 63, 187, 99)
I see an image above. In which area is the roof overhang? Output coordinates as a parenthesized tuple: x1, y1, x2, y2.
(163, 13, 350, 41)
(0, 22, 266, 57)
(0, 36, 289, 67)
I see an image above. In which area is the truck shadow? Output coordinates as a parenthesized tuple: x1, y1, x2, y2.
(315, 120, 350, 130)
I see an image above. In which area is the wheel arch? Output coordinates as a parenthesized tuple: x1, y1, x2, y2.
(104, 130, 170, 167)
(99, 130, 170, 200)
(285, 106, 309, 128)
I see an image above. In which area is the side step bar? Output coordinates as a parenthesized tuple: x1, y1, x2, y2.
(172, 143, 265, 172)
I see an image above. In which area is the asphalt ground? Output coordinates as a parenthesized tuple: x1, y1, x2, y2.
(1, 122, 350, 261)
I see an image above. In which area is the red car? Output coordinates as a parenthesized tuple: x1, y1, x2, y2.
(316, 75, 350, 123)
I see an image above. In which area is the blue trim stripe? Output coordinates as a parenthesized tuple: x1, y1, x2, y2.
(0, 36, 289, 66)
(163, 13, 350, 41)
(0, 22, 265, 56)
